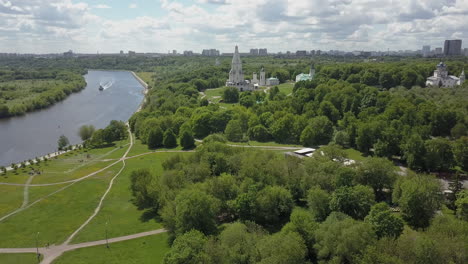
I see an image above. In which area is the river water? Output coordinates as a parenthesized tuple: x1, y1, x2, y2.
(0, 70, 145, 166)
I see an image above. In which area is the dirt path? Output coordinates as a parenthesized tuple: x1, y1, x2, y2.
(20, 174, 35, 208)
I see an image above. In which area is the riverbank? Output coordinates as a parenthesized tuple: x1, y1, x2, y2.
(131, 71, 149, 112)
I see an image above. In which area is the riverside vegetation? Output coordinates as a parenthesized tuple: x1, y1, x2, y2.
(0, 69, 86, 117)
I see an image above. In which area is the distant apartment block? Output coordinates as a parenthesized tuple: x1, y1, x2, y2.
(63, 50, 73, 57)
(435, 47, 443, 55)
(316, 50, 322, 56)
(128, 50, 136, 56)
(259, 48, 268, 56)
(464, 48, 468, 56)
(250, 49, 259, 55)
(422, 45, 431, 57)
(202, 49, 220, 56)
(183, 50, 193, 56)
(444, 40, 462, 56)
(296, 50, 307, 56)
(310, 50, 316, 56)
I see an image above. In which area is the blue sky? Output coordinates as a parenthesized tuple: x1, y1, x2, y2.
(0, 0, 467, 53)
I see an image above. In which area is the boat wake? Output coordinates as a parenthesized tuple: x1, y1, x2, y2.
(99, 79, 115, 90)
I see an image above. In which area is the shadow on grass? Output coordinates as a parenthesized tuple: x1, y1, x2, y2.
(139, 209, 160, 223)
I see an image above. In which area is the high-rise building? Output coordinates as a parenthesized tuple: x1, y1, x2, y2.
(435, 47, 443, 55)
(464, 48, 468, 56)
(259, 48, 267, 56)
(310, 50, 316, 56)
(422, 45, 431, 57)
(250, 49, 259, 55)
(444, 40, 462, 56)
(296, 50, 307, 56)
(183, 50, 193, 56)
(202, 49, 220, 56)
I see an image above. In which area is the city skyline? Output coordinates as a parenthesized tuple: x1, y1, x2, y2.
(1, 0, 467, 54)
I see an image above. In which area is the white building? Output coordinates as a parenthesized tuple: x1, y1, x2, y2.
(426, 62, 465, 88)
(226, 46, 255, 91)
(295, 66, 315, 82)
(422, 45, 430, 57)
(266, 77, 280, 86)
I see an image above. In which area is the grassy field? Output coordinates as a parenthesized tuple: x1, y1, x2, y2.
(0, 185, 25, 217)
(0, 140, 127, 185)
(228, 140, 302, 148)
(126, 136, 183, 158)
(0, 253, 39, 264)
(136, 72, 155, 88)
(275, 82, 295, 95)
(0, 164, 121, 248)
(204, 87, 224, 103)
(54, 233, 170, 264)
(344, 148, 366, 161)
(72, 152, 187, 243)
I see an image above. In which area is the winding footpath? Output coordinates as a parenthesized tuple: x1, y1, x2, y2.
(0, 127, 167, 264)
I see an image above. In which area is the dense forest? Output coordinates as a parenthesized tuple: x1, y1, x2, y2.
(123, 55, 468, 263)
(0, 69, 86, 117)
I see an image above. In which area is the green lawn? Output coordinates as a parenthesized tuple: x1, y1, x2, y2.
(136, 72, 155, 88)
(54, 233, 170, 264)
(344, 148, 366, 161)
(0, 140, 128, 185)
(204, 87, 225, 103)
(127, 136, 184, 158)
(275, 82, 294, 95)
(0, 253, 40, 264)
(0, 164, 121, 248)
(0, 185, 24, 217)
(71, 152, 186, 243)
(228, 140, 302, 148)
(27, 183, 73, 205)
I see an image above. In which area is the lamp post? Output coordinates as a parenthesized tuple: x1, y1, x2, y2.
(35, 232, 40, 263)
(105, 221, 109, 248)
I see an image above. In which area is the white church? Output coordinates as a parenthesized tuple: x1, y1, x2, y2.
(226, 46, 277, 91)
(426, 62, 465, 88)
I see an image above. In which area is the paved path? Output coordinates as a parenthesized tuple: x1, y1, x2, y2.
(0, 228, 167, 263)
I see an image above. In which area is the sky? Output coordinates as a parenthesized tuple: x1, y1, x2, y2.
(0, 0, 467, 54)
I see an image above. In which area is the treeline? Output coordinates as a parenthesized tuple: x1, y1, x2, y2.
(131, 76, 467, 173)
(0, 70, 86, 117)
(315, 61, 467, 89)
(130, 143, 468, 264)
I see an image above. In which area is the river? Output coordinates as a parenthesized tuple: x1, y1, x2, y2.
(0, 70, 145, 166)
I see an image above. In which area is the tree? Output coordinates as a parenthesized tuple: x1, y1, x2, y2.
(452, 137, 468, 171)
(255, 186, 294, 227)
(172, 189, 219, 235)
(451, 123, 467, 139)
(356, 157, 397, 200)
(78, 125, 95, 141)
(163, 230, 209, 264)
(402, 133, 426, 171)
(314, 212, 376, 263)
(392, 175, 442, 229)
(282, 208, 318, 260)
(104, 120, 127, 141)
(163, 129, 178, 148)
(223, 87, 239, 103)
(424, 138, 454, 172)
(57, 135, 69, 150)
(257, 231, 307, 264)
(248, 125, 271, 142)
(365, 202, 404, 239)
(130, 169, 159, 209)
(307, 187, 331, 221)
(147, 126, 164, 149)
(455, 190, 468, 221)
(329, 185, 375, 220)
(224, 119, 243, 142)
(300, 116, 334, 146)
(180, 128, 195, 150)
(318, 101, 340, 123)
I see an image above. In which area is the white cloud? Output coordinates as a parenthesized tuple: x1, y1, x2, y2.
(93, 4, 111, 9)
(1, 0, 467, 53)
